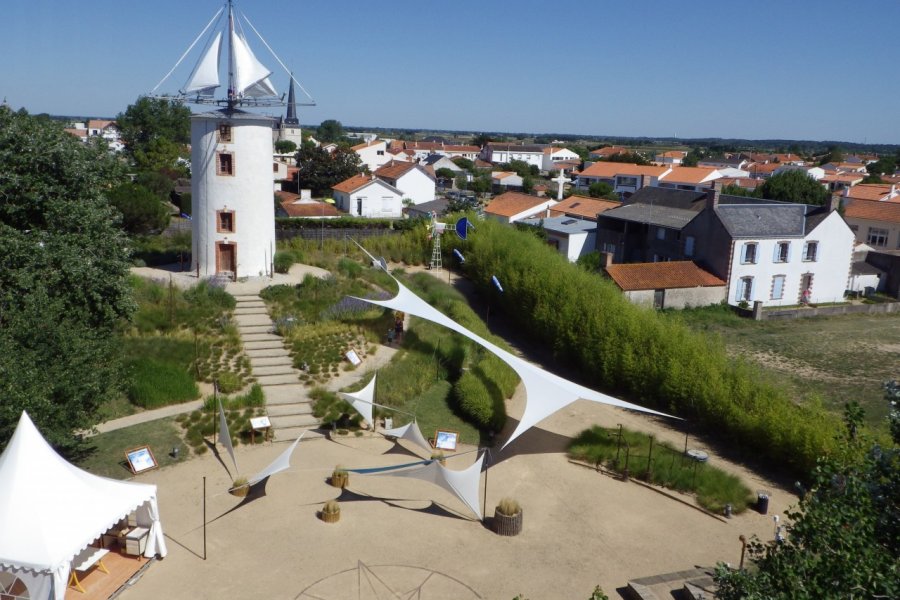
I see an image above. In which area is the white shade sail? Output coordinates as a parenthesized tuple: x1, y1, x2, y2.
(231, 29, 276, 98)
(182, 31, 222, 95)
(357, 453, 485, 519)
(338, 375, 376, 428)
(218, 399, 239, 474)
(247, 434, 303, 487)
(0, 412, 166, 600)
(381, 420, 432, 452)
(352, 271, 676, 449)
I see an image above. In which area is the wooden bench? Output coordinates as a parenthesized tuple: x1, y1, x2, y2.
(69, 547, 109, 593)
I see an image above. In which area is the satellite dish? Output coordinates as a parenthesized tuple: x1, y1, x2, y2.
(455, 217, 471, 240)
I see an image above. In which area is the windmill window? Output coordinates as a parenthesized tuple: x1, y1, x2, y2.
(217, 210, 235, 233)
(217, 152, 234, 176)
(218, 124, 232, 143)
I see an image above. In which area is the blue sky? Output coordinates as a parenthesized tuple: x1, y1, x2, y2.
(3, 0, 899, 143)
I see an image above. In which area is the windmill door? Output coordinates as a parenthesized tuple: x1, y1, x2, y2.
(216, 242, 236, 275)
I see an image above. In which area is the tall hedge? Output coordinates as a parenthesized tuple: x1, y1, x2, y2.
(444, 217, 841, 475)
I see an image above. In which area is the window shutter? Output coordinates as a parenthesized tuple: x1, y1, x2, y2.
(786, 242, 792, 263)
(772, 244, 780, 263)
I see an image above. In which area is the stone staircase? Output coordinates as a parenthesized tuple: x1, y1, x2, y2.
(232, 294, 320, 441)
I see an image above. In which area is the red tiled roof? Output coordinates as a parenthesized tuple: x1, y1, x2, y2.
(748, 162, 781, 174)
(548, 196, 620, 220)
(843, 184, 897, 201)
(717, 177, 763, 189)
(485, 192, 551, 218)
(374, 160, 417, 179)
(332, 173, 375, 193)
(578, 162, 669, 178)
(844, 199, 900, 224)
(657, 150, 688, 158)
(589, 146, 628, 157)
(821, 173, 864, 184)
(605, 261, 725, 291)
(351, 139, 384, 151)
(403, 141, 479, 152)
(660, 166, 719, 184)
(64, 128, 88, 138)
(474, 159, 493, 168)
(279, 198, 341, 218)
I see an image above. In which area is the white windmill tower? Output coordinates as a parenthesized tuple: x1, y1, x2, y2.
(153, 0, 314, 279)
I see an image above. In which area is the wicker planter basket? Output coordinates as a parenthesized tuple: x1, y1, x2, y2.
(493, 509, 523, 536)
(330, 471, 349, 489)
(321, 509, 341, 523)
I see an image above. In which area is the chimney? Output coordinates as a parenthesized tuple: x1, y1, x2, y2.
(640, 174, 651, 189)
(706, 184, 721, 210)
(829, 194, 841, 212)
(601, 251, 614, 269)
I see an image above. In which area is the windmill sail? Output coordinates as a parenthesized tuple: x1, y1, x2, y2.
(182, 31, 222, 95)
(231, 29, 276, 98)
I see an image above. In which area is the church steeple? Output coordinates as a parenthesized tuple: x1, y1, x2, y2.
(285, 75, 299, 125)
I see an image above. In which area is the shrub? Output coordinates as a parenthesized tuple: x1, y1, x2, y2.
(126, 358, 199, 408)
(496, 497, 521, 516)
(274, 250, 297, 274)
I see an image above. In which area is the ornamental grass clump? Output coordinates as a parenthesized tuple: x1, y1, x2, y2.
(320, 499, 341, 523)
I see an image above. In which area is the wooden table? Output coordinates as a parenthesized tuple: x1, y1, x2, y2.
(69, 547, 109, 593)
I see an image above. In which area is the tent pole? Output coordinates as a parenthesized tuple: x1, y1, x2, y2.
(482, 448, 491, 521)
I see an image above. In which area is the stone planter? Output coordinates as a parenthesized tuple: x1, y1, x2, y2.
(493, 509, 523, 536)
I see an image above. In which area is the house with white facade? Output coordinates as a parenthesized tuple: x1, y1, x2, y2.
(654, 150, 688, 165)
(541, 147, 581, 171)
(400, 141, 480, 161)
(575, 162, 671, 197)
(352, 139, 391, 172)
(589, 146, 628, 160)
(842, 198, 900, 251)
(520, 215, 597, 262)
(698, 156, 750, 170)
(331, 173, 403, 218)
(657, 166, 722, 192)
(682, 193, 853, 307)
(596, 186, 854, 307)
(374, 160, 436, 205)
(480, 143, 547, 169)
(491, 171, 524, 192)
(484, 192, 557, 224)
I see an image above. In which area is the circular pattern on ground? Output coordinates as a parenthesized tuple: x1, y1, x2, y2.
(295, 561, 482, 600)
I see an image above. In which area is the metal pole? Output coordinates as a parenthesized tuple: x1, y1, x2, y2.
(203, 476, 207, 560)
(615, 424, 623, 465)
(738, 535, 747, 570)
(646, 436, 654, 479)
(482, 449, 490, 521)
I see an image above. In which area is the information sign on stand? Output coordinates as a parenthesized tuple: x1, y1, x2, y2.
(434, 430, 460, 451)
(125, 446, 158, 474)
(346, 349, 362, 366)
(250, 416, 271, 444)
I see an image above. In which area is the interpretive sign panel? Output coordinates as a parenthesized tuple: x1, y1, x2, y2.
(250, 416, 271, 430)
(346, 349, 362, 366)
(125, 446, 158, 474)
(434, 430, 459, 451)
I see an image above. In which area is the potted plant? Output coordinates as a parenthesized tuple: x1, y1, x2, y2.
(320, 499, 341, 523)
(330, 466, 349, 489)
(493, 497, 523, 536)
(430, 451, 446, 465)
(229, 475, 250, 497)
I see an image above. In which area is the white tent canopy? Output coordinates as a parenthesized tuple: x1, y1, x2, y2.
(247, 434, 303, 487)
(351, 269, 676, 449)
(354, 453, 485, 519)
(0, 412, 167, 600)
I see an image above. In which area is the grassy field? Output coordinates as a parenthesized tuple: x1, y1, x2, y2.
(672, 306, 900, 431)
(78, 417, 188, 479)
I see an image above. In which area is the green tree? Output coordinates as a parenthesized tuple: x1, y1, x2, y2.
(817, 145, 844, 166)
(471, 172, 491, 197)
(0, 107, 134, 455)
(107, 183, 171, 235)
(866, 155, 897, 177)
(116, 96, 190, 171)
(715, 399, 900, 599)
(316, 119, 345, 143)
(452, 157, 474, 171)
(435, 167, 456, 181)
(134, 170, 175, 202)
(471, 133, 492, 148)
(682, 148, 704, 167)
(588, 181, 618, 201)
(295, 142, 363, 196)
(759, 170, 830, 205)
(721, 183, 760, 198)
(603, 151, 649, 165)
(522, 174, 534, 194)
(455, 173, 469, 191)
(275, 139, 297, 154)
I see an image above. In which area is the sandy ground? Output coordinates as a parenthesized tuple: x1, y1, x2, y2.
(118, 385, 792, 600)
